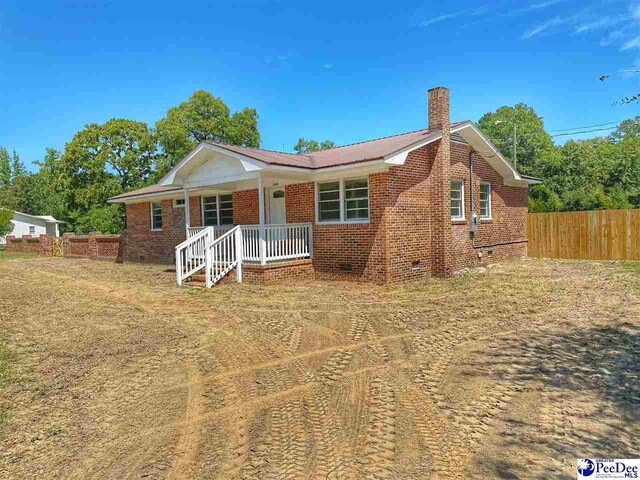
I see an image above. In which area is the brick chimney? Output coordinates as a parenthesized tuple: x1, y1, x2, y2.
(428, 86, 452, 277)
(428, 86, 450, 130)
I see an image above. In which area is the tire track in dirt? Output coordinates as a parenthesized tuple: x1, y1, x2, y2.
(306, 390, 352, 479)
(360, 376, 397, 479)
(217, 378, 250, 479)
(167, 362, 204, 479)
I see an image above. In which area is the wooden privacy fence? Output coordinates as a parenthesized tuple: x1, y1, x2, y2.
(528, 209, 640, 260)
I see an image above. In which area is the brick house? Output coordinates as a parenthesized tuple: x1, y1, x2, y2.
(109, 87, 539, 285)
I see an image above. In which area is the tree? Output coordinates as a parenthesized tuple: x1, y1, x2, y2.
(0, 209, 13, 237)
(10, 150, 26, 181)
(609, 116, 640, 143)
(155, 90, 260, 175)
(58, 119, 157, 233)
(477, 103, 559, 177)
(293, 138, 336, 154)
(0, 147, 10, 189)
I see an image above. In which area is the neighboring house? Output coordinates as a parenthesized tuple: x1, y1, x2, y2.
(109, 86, 540, 285)
(0, 212, 63, 244)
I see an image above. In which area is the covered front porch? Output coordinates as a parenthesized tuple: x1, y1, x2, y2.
(174, 172, 316, 286)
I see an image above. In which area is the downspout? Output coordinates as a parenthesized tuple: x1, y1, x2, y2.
(469, 149, 528, 250)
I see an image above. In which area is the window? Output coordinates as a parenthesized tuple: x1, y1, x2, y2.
(202, 194, 234, 226)
(173, 198, 185, 208)
(150, 202, 163, 230)
(317, 177, 369, 223)
(450, 180, 465, 220)
(479, 182, 492, 219)
(345, 178, 369, 220)
(29, 226, 35, 235)
(318, 181, 341, 221)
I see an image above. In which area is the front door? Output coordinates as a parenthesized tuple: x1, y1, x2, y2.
(268, 188, 286, 224)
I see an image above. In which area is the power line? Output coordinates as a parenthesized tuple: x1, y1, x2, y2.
(548, 120, 626, 133)
(551, 126, 617, 137)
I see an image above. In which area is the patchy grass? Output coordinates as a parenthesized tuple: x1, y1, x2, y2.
(0, 250, 40, 260)
(621, 260, 640, 274)
(0, 334, 23, 438)
(0, 257, 637, 479)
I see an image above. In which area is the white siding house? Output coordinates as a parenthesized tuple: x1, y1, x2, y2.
(0, 212, 63, 244)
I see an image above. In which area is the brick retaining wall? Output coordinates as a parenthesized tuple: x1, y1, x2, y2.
(6, 232, 122, 261)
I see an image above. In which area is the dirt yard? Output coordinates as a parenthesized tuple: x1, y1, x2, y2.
(0, 254, 638, 479)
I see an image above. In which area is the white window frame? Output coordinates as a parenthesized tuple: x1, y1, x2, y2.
(315, 176, 370, 224)
(450, 179, 465, 221)
(479, 182, 492, 220)
(150, 201, 163, 231)
(200, 194, 234, 226)
(29, 226, 36, 235)
(172, 198, 185, 208)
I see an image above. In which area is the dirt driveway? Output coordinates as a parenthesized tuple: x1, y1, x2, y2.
(0, 255, 638, 479)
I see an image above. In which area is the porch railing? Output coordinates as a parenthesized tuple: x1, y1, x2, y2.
(187, 225, 234, 240)
(176, 222, 313, 287)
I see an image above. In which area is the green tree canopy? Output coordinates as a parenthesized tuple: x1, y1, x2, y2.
(293, 138, 336, 154)
(0, 209, 13, 237)
(0, 148, 10, 189)
(609, 116, 640, 143)
(155, 90, 260, 175)
(58, 119, 157, 233)
(477, 103, 559, 177)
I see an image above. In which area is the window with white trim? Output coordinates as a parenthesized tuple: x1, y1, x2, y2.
(202, 194, 234, 226)
(173, 198, 185, 208)
(317, 181, 341, 221)
(150, 202, 163, 230)
(317, 177, 369, 223)
(344, 178, 369, 220)
(479, 182, 491, 219)
(450, 180, 465, 220)
(29, 226, 35, 235)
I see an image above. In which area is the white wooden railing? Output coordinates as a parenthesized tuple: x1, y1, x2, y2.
(176, 222, 312, 287)
(264, 223, 312, 262)
(207, 226, 242, 286)
(188, 225, 234, 240)
(175, 227, 213, 285)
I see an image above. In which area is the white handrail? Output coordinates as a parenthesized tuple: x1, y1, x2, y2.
(206, 226, 241, 286)
(175, 226, 214, 285)
(241, 223, 312, 263)
(176, 222, 313, 287)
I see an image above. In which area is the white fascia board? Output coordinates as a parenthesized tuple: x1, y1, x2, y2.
(158, 144, 206, 186)
(457, 122, 522, 182)
(107, 190, 184, 204)
(382, 131, 442, 165)
(183, 172, 259, 189)
(158, 143, 267, 186)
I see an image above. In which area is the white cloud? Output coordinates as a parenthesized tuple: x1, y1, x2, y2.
(419, 12, 465, 27)
(574, 16, 625, 34)
(418, 6, 492, 27)
(522, 15, 574, 39)
(621, 36, 640, 50)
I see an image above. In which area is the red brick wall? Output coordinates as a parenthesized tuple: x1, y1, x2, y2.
(385, 144, 434, 282)
(63, 232, 123, 261)
(5, 235, 41, 254)
(123, 197, 202, 263)
(285, 176, 388, 282)
(233, 190, 259, 225)
(121, 145, 528, 279)
(448, 142, 528, 271)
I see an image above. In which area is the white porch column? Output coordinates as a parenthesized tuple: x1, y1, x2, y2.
(183, 188, 190, 229)
(258, 174, 267, 265)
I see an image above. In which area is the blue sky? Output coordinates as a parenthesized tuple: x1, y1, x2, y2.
(1, 0, 639, 170)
